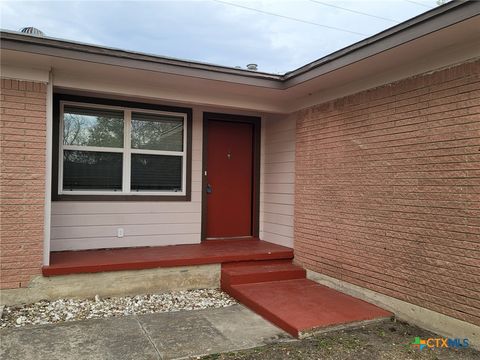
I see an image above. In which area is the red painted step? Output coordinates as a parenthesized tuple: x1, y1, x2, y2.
(221, 261, 392, 338)
(221, 260, 306, 286)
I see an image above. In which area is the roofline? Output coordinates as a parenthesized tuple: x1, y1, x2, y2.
(1, 0, 478, 88)
(0, 29, 283, 81)
(283, 0, 477, 80)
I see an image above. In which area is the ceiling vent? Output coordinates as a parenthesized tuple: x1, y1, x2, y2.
(20, 27, 45, 36)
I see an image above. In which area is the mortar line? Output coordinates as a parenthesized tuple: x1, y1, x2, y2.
(134, 315, 163, 360)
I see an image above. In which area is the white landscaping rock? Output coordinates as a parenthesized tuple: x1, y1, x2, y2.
(0, 289, 236, 329)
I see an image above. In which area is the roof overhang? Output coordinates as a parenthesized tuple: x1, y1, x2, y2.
(1, 1, 479, 113)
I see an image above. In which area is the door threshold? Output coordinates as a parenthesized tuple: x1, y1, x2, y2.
(204, 236, 256, 241)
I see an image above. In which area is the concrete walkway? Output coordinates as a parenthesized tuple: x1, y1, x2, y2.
(0, 305, 291, 360)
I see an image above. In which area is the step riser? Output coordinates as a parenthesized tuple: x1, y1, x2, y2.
(222, 268, 306, 285)
(222, 259, 294, 269)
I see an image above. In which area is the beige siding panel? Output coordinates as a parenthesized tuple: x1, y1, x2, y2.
(51, 212, 200, 227)
(262, 173, 295, 184)
(263, 162, 295, 174)
(52, 234, 200, 251)
(52, 201, 201, 215)
(262, 193, 294, 205)
(264, 151, 296, 163)
(260, 114, 295, 248)
(51, 223, 200, 240)
(261, 232, 293, 248)
(262, 202, 294, 216)
(264, 132, 295, 146)
(262, 213, 293, 226)
(263, 222, 294, 238)
(264, 183, 294, 194)
(263, 141, 295, 154)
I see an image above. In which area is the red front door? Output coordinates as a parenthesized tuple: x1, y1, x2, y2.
(206, 120, 253, 238)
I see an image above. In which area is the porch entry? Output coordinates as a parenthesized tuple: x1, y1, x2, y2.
(203, 113, 260, 240)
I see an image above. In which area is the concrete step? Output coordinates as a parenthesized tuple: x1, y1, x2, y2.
(223, 278, 392, 338)
(221, 260, 306, 286)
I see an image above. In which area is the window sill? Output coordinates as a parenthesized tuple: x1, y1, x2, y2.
(52, 194, 191, 202)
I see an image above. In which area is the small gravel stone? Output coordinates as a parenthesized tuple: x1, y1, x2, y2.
(0, 288, 236, 329)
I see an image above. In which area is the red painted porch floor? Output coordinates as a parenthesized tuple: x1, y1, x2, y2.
(42, 239, 293, 276)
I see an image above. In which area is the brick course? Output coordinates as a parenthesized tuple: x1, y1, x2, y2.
(294, 60, 480, 326)
(0, 78, 47, 289)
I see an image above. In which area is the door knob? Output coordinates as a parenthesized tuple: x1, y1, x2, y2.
(206, 183, 213, 194)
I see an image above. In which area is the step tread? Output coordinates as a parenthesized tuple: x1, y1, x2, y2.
(224, 278, 391, 337)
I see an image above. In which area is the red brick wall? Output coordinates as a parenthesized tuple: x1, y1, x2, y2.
(295, 60, 480, 326)
(0, 79, 47, 289)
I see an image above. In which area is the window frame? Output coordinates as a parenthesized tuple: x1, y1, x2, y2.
(52, 94, 192, 201)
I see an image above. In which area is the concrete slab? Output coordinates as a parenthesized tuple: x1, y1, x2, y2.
(202, 305, 291, 349)
(0, 316, 159, 360)
(139, 311, 234, 359)
(138, 305, 290, 359)
(0, 305, 289, 360)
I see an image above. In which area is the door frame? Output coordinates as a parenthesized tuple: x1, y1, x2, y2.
(201, 112, 261, 241)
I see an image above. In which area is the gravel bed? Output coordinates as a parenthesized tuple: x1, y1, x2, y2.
(0, 289, 236, 329)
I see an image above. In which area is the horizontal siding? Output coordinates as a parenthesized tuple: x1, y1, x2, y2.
(50, 108, 204, 251)
(295, 60, 480, 326)
(51, 223, 200, 239)
(51, 212, 200, 227)
(51, 201, 201, 215)
(55, 234, 200, 251)
(260, 114, 295, 248)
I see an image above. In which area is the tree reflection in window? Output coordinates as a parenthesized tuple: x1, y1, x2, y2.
(131, 112, 183, 151)
(63, 106, 124, 148)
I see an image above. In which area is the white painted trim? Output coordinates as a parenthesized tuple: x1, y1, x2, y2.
(1, 65, 50, 83)
(43, 70, 53, 266)
(130, 149, 184, 156)
(123, 110, 132, 193)
(306, 269, 480, 349)
(62, 145, 123, 153)
(57, 100, 188, 196)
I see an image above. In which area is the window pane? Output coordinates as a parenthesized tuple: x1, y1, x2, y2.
(131, 154, 182, 191)
(63, 150, 122, 191)
(63, 106, 124, 148)
(131, 112, 183, 151)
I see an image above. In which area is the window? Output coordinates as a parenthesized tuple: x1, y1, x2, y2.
(57, 100, 189, 198)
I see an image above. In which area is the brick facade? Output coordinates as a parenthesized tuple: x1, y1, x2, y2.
(0, 79, 47, 289)
(295, 60, 480, 325)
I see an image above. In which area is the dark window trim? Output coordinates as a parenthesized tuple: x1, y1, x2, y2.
(52, 93, 192, 201)
(201, 112, 261, 240)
